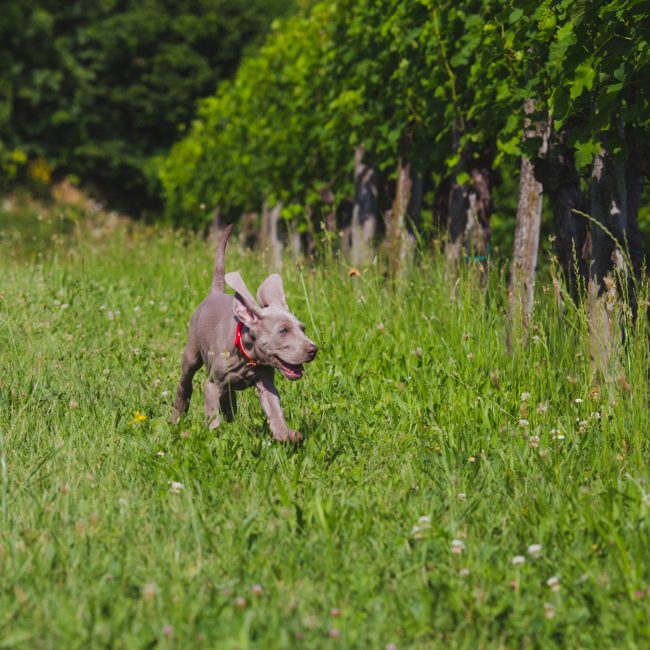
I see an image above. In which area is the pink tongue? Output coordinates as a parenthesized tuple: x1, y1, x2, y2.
(286, 364, 301, 377)
(278, 358, 303, 377)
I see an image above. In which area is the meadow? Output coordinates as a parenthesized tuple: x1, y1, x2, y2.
(1, 208, 649, 648)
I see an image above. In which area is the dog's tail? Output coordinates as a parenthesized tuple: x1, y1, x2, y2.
(211, 223, 234, 293)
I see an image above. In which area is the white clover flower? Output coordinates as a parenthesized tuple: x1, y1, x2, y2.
(521, 392, 531, 402)
(459, 568, 470, 577)
(529, 435, 540, 449)
(458, 492, 467, 501)
(519, 419, 530, 428)
(512, 555, 526, 566)
(546, 576, 560, 591)
(451, 539, 465, 554)
(412, 515, 432, 539)
(527, 544, 542, 558)
(575, 398, 583, 404)
(169, 481, 184, 494)
(411, 525, 425, 539)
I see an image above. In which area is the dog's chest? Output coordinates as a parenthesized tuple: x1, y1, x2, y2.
(225, 370, 258, 391)
(208, 357, 268, 391)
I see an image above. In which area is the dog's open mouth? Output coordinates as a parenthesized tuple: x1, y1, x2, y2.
(275, 357, 305, 380)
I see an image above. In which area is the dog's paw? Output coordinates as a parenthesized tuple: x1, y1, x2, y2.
(273, 430, 303, 444)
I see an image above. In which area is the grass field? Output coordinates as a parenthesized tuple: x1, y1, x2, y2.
(1, 208, 649, 648)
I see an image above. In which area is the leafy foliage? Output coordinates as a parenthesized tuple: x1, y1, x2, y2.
(0, 0, 295, 211)
(161, 0, 650, 235)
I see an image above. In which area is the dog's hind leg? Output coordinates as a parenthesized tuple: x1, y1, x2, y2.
(171, 335, 203, 424)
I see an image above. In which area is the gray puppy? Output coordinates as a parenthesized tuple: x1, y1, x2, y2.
(171, 225, 317, 443)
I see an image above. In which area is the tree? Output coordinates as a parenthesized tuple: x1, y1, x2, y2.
(0, 0, 295, 212)
(159, 0, 649, 299)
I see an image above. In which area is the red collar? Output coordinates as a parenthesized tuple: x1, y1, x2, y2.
(234, 321, 257, 367)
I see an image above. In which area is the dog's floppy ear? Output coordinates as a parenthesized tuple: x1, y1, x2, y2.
(225, 272, 262, 326)
(257, 273, 288, 309)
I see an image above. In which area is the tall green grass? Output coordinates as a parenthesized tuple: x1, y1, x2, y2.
(0, 217, 649, 648)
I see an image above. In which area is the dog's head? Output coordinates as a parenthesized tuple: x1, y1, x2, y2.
(225, 271, 317, 380)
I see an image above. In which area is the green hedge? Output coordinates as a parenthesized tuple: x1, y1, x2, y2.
(160, 0, 650, 231)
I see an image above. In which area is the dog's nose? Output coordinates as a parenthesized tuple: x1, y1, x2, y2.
(307, 344, 318, 360)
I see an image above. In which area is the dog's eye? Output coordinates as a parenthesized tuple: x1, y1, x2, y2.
(279, 328, 289, 335)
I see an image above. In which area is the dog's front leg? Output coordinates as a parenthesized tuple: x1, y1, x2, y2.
(204, 380, 223, 430)
(255, 370, 302, 444)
